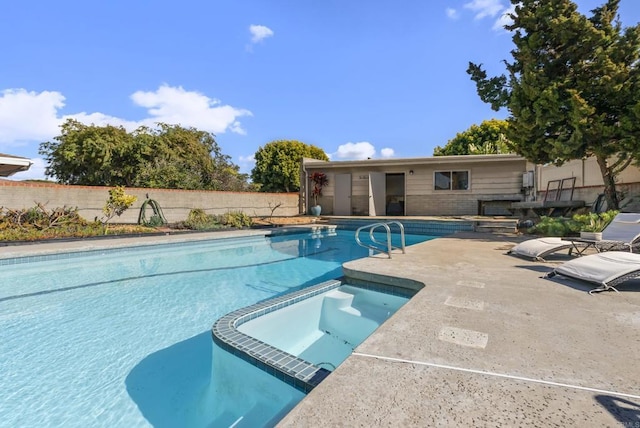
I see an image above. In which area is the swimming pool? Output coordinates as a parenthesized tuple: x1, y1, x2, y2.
(0, 228, 434, 427)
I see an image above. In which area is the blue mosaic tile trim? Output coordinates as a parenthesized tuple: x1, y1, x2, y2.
(211, 279, 343, 393)
(345, 280, 418, 298)
(211, 277, 416, 393)
(329, 219, 474, 235)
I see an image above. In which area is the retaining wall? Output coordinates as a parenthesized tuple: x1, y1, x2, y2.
(0, 181, 299, 224)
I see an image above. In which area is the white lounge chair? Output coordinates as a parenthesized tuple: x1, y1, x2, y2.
(545, 251, 640, 293)
(508, 213, 640, 261)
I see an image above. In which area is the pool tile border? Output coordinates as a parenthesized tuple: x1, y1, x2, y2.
(329, 218, 474, 235)
(211, 278, 417, 393)
(0, 229, 319, 266)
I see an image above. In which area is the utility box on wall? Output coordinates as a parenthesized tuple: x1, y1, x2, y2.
(522, 171, 534, 188)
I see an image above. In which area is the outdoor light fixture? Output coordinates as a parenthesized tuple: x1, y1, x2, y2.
(409, 170, 414, 175)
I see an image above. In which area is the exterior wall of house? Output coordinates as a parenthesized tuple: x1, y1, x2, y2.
(0, 181, 299, 224)
(305, 158, 527, 216)
(405, 161, 525, 215)
(303, 155, 640, 217)
(538, 157, 640, 187)
(536, 158, 640, 206)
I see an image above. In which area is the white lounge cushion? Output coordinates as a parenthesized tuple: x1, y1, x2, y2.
(554, 251, 640, 287)
(509, 237, 575, 260)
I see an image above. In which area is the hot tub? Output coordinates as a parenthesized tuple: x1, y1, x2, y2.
(212, 279, 416, 392)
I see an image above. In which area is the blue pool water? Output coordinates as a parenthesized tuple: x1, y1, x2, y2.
(0, 229, 433, 427)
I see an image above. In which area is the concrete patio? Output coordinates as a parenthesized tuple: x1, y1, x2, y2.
(279, 232, 640, 426)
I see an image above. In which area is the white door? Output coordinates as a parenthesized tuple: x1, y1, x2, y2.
(334, 174, 351, 215)
(369, 172, 386, 216)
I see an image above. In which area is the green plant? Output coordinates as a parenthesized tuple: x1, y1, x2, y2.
(572, 210, 619, 232)
(309, 172, 328, 206)
(183, 209, 221, 230)
(138, 198, 167, 227)
(0, 203, 86, 232)
(0, 203, 156, 241)
(220, 211, 253, 228)
(101, 186, 137, 233)
(528, 210, 620, 237)
(528, 216, 576, 237)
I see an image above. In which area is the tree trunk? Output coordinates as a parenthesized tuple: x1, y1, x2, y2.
(595, 155, 620, 210)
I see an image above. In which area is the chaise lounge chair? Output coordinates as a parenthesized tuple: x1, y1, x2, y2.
(545, 251, 640, 294)
(508, 213, 640, 261)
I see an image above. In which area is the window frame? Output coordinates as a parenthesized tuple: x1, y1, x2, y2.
(433, 170, 470, 191)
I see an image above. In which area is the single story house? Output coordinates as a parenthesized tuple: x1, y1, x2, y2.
(301, 154, 534, 216)
(301, 154, 640, 217)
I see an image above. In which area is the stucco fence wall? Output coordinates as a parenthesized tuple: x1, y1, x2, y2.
(536, 158, 640, 210)
(0, 181, 299, 224)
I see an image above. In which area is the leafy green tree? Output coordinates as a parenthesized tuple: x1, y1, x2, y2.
(467, 0, 640, 209)
(40, 119, 251, 191)
(251, 140, 329, 192)
(434, 119, 513, 156)
(40, 119, 138, 185)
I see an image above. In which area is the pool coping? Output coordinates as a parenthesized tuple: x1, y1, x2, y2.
(0, 226, 329, 264)
(211, 277, 419, 393)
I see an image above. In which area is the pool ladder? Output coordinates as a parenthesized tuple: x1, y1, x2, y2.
(354, 221, 406, 258)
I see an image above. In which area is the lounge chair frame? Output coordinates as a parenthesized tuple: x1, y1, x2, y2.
(545, 252, 640, 294)
(509, 213, 640, 261)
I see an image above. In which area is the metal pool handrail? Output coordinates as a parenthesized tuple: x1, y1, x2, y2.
(355, 221, 406, 258)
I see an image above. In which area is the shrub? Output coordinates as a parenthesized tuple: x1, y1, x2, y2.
(101, 186, 137, 233)
(528, 216, 576, 237)
(183, 209, 221, 230)
(0, 204, 97, 240)
(572, 210, 618, 232)
(528, 210, 619, 237)
(220, 211, 253, 228)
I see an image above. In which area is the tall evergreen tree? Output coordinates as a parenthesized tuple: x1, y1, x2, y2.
(468, 0, 640, 209)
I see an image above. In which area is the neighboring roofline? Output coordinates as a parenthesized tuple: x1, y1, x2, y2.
(303, 154, 526, 169)
(0, 153, 33, 177)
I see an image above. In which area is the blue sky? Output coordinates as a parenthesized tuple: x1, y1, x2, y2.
(2, 0, 640, 180)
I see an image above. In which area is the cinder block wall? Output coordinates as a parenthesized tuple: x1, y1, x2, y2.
(405, 194, 478, 216)
(0, 181, 299, 224)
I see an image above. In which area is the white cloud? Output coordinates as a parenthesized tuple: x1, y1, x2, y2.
(238, 154, 255, 173)
(66, 112, 139, 130)
(446, 8, 459, 20)
(492, 4, 515, 31)
(333, 142, 376, 160)
(130, 85, 252, 134)
(380, 148, 395, 158)
(0, 85, 252, 164)
(464, 0, 504, 20)
(0, 89, 65, 145)
(249, 24, 274, 44)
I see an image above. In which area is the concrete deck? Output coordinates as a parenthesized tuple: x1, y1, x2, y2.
(279, 232, 640, 426)
(3, 230, 639, 426)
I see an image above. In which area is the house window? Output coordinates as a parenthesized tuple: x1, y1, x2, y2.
(434, 171, 469, 190)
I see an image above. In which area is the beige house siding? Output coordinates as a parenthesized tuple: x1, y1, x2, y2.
(537, 158, 640, 206)
(303, 154, 640, 217)
(303, 156, 528, 216)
